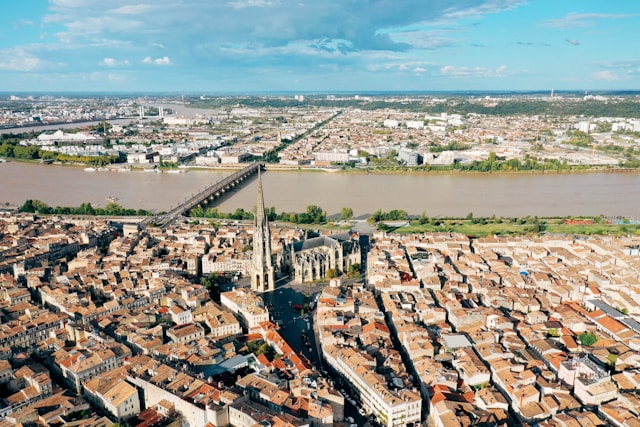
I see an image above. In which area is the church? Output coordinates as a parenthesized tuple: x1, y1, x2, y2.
(287, 232, 361, 284)
(250, 169, 361, 292)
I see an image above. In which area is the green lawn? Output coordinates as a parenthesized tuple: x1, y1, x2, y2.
(543, 223, 640, 235)
(392, 219, 640, 236)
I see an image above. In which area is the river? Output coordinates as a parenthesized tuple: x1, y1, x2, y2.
(1, 161, 639, 217)
(0, 162, 231, 213)
(0, 118, 144, 135)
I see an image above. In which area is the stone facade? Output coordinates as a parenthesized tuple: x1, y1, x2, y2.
(251, 170, 275, 293)
(288, 232, 360, 284)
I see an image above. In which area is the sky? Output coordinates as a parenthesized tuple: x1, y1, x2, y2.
(1, 0, 640, 93)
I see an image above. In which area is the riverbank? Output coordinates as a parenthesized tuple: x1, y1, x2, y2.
(260, 163, 640, 176)
(390, 217, 640, 237)
(4, 156, 640, 176)
(297, 165, 640, 176)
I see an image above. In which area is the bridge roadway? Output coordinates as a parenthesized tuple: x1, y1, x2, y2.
(140, 163, 261, 228)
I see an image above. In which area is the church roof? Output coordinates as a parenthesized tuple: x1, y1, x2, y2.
(293, 235, 340, 252)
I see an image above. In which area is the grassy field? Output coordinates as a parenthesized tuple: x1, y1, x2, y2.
(387, 218, 640, 236)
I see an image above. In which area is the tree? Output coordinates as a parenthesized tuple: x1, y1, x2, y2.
(348, 263, 361, 278)
(77, 202, 95, 215)
(607, 353, 618, 368)
(341, 207, 353, 221)
(326, 268, 338, 279)
(104, 202, 124, 216)
(578, 332, 598, 346)
(547, 328, 561, 337)
(305, 205, 326, 224)
(201, 272, 229, 302)
(418, 211, 429, 225)
(190, 206, 205, 218)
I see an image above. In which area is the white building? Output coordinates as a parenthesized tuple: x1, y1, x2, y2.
(314, 151, 350, 163)
(383, 119, 399, 128)
(169, 305, 193, 326)
(220, 288, 269, 330)
(127, 151, 158, 164)
(323, 346, 422, 427)
(84, 378, 140, 421)
(202, 253, 252, 276)
(195, 154, 220, 166)
(558, 357, 617, 405)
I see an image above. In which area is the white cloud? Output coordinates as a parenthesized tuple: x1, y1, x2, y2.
(367, 60, 432, 72)
(100, 57, 129, 66)
(442, 0, 526, 21)
(593, 70, 621, 81)
(228, 0, 275, 9)
(440, 64, 508, 78)
(42, 0, 528, 55)
(389, 30, 460, 50)
(143, 56, 171, 65)
(0, 49, 48, 71)
(542, 13, 638, 29)
(107, 73, 127, 81)
(113, 4, 157, 15)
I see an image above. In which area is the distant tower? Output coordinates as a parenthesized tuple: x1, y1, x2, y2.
(251, 168, 275, 293)
(159, 106, 164, 118)
(551, 88, 554, 98)
(139, 105, 144, 119)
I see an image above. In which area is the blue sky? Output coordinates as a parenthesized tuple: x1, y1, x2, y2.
(1, 0, 639, 92)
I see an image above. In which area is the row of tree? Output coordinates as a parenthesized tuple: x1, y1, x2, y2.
(189, 204, 329, 224)
(20, 200, 155, 216)
(191, 96, 640, 118)
(448, 153, 587, 172)
(0, 142, 119, 166)
(368, 209, 409, 223)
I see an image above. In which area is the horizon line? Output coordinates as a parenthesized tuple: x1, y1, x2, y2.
(2, 89, 640, 97)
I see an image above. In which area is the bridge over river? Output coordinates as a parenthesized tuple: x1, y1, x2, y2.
(140, 163, 261, 228)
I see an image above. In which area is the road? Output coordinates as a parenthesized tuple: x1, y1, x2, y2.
(260, 279, 325, 366)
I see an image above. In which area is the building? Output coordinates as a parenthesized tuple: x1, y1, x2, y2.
(219, 152, 252, 164)
(251, 169, 275, 293)
(314, 151, 350, 163)
(398, 148, 422, 167)
(325, 346, 422, 427)
(84, 375, 140, 421)
(288, 233, 361, 284)
(221, 288, 269, 331)
(558, 357, 617, 405)
(166, 323, 205, 344)
(127, 151, 158, 164)
(406, 120, 425, 129)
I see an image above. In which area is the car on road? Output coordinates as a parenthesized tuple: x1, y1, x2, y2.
(358, 408, 366, 416)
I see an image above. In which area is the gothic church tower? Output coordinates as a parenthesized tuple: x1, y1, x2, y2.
(251, 168, 275, 292)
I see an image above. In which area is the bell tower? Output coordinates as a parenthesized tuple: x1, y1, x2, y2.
(251, 167, 275, 292)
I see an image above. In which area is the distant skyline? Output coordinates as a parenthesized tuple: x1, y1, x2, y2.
(1, 0, 640, 93)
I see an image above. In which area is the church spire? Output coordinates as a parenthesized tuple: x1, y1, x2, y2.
(255, 168, 267, 228)
(251, 166, 275, 293)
